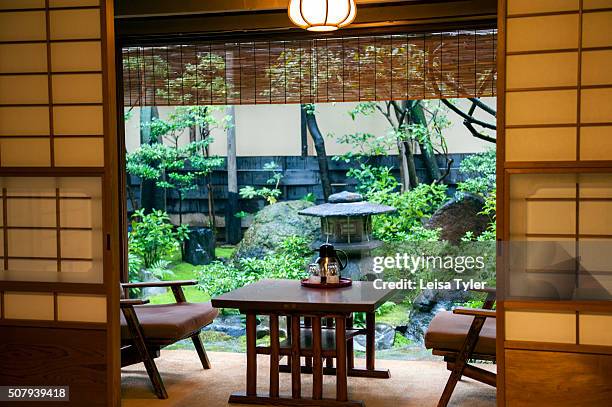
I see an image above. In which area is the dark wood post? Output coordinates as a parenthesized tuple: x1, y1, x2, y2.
(312, 316, 323, 400)
(347, 313, 354, 370)
(325, 317, 334, 368)
(246, 313, 257, 396)
(335, 316, 348, 402)
(269, 314, 280, 398)
(366, 312, 376, 371)
(290, 315, 301, 399)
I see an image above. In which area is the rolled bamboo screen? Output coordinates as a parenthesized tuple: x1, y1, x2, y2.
(122, 29, 497, 107)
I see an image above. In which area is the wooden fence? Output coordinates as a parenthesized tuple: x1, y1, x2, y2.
(126, 154, 474, 237)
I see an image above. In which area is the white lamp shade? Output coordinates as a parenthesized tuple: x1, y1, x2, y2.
(288, 0, 357, 32)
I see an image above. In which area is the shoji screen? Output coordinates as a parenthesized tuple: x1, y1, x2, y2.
(500, 0, 612, 405)
(0, 1, 119, 406)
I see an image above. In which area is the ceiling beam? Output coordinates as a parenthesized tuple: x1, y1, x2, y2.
(115, 0, 440, 19)
(116, 0, 497, 43)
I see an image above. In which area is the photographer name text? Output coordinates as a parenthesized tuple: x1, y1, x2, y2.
(373, 278, 487, 292)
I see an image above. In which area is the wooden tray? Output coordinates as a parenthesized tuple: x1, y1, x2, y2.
(301, 277, 352, 289)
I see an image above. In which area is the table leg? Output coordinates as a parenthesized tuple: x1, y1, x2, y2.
(366, 312, 375, 371)
(325, 318, 334, 368)
(246, 313, 257, 396)
(335, 316, 348, 402)
(304, 316, 313, 368)
(311, 316, 323, 400)
(290, 314, 301, 399)
(269, 314, 280, 398)
(285, 315, 292, 371)
(347, 314, 354, 370)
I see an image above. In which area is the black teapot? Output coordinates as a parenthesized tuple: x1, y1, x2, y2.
(315, 243, 348, 282)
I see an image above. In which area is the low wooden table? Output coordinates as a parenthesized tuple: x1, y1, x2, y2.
(211, 279, 395, 407)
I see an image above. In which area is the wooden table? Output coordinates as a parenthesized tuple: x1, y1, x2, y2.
(211, 279, 395, 407)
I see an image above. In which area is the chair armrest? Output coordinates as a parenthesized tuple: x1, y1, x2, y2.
(453, 307, 496, 318)
(120, 298, 150, 308)
(121, 280, 198, 289)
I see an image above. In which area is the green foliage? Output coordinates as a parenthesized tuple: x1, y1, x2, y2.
(369, 182, 448, 242)
(127, 252, 144, 295)
(456, 149, 496, 197)
(234, 210, 250, 219)
(301, 192, 316, 203)
(348, 165, 399, 196)
(239, 161, 284, 205)
(457, 150, 497, 241)
(126, 106, 226, 214)
(128, 209, 188, 268)
(375, 301, 397, 316)
(393, 333, 413, 348)
(197, 235, 312, 297)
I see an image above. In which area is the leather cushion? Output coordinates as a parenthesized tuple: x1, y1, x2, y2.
(424, 310, 496, 355)
(121, 302, 218, 341)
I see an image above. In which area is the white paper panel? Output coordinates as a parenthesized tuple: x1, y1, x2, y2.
(506, 52, 578, 89)
(49, 9, 100, 40)
(507, 0, 579, 15)
(50, 42, 101, 72)
(0, 138, 50, 167)
(7, 229, 57, 258)
(582, 50, 612, 86)
(0, 107, 50, 136)
(0, 44, 47, 73)
(52, 74, 103, 103)
(506, 127, 576, 161)
(506, 311, 576, 343)
(4, 292, 54, 320)
(0, 75, 48, 104)
(0, 0, 45, 9)
(581, 88, 612, 123)
(582, 11, 612, 48)
(580, 126, 612, 160)
(7, 198, 56, 228)
(54, 138, 104, 167)
(53, 106, 103, 135)
(57, 294, 106, 323)
(579, 313, 612, 346)
(507, 14, 579, 52)
(0, 11, 46, 42)
(506, 90, 577, 125)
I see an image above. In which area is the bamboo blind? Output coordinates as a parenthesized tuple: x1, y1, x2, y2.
(122, 29, 497, 107)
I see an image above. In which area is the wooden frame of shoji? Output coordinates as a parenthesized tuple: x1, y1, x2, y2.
(0, 1, 121, 405)
(498, 1, 612, 405)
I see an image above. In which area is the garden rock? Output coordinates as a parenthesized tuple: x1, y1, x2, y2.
(354, 323, 396, 351)
(184, 227, 215, 265)
(139, 271, 166, 297)
(233, 200, 320, 260)
(204, 314, 245, 337)
(425, 193, 489, 243)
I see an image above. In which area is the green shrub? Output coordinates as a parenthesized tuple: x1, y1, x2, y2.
(456, 149, 496, 198)
(128, 209, 188, 268)
(369, 183, 448, 242)
(457, 150, 497, 241)
(197, 235, 312, 297)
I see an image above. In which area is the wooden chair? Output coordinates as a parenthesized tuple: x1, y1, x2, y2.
(120, 280, 218, 399)
(424, 288, 497, 407)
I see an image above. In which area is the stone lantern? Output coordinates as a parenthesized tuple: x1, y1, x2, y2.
(298, 191, 396, 279)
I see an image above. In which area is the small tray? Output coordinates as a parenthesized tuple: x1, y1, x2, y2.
(301, 277, 352, 289)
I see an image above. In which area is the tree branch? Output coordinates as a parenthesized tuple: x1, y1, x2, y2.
(441, 99, 496, 130)
(464, 120, 496, 143)
(468, 97, 497, 117)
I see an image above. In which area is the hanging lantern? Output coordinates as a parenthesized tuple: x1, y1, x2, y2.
(288, 0, 357, 32)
